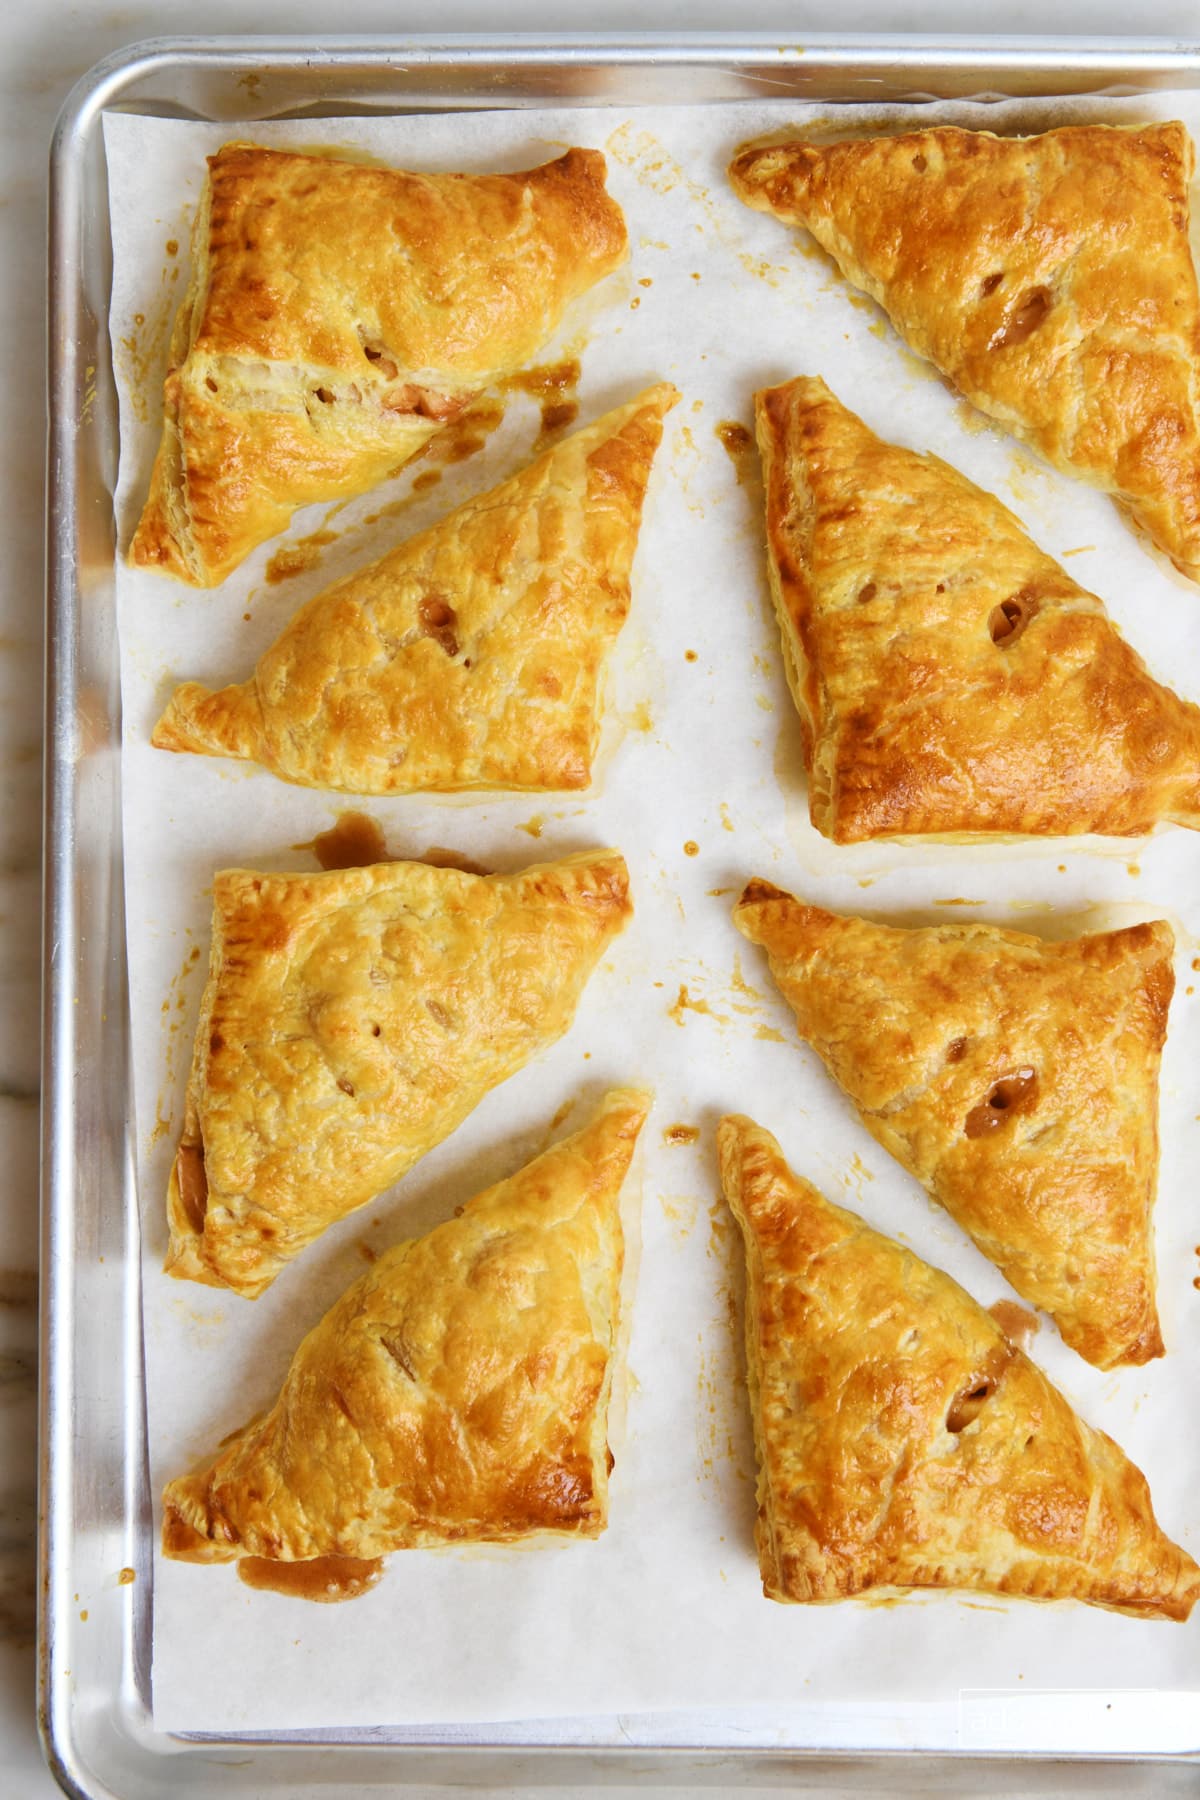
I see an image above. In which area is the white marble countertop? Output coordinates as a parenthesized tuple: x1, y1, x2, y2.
(8, 2, 1198, 1793)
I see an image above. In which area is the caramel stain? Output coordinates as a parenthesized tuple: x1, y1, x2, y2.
(683, 840, 699, 857)
(517, 815, 544, 839)
(118, 1568, 136, 1586)
(737, 252, 790, 286)
(165, 239, 178, 257)
(306, 811, 389, 871)
(265, 529, 338, 585)
(988, 1299, 1039, 1351)
(715, 420, 755, 484)
(685, 649, 698, 663)
(414, 393, 506, 472)
(502, 357, 581, 445)
(664, 1123, 700, 1146)
(719, 803, 734, 833)
(237, 1554, 385, 1604)
(669, 983, 715, 1025)
(417, 594, 459, 657)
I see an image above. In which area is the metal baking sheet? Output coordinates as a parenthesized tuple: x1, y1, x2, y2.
(42, 32, 1200, 1799)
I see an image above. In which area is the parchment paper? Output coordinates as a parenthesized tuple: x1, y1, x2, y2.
(105, 95, 1200, 1743)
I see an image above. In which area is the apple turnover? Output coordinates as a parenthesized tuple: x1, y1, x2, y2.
(733, 883, 1174, 1370)
(129, 143, 628, 586)
(151, 385, 678, 792)
(730, 122, 1200, 578)
(163, 1089, 649, 1583)
(167, 848, 631, 1297)
(755, 375, 1200, 840)
(719, 1114, 1198, 1618)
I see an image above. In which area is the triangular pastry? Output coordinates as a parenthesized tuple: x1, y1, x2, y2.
(719, 1115, 1199, 1618)
(733, 883, 1174, 1370)
(129, 143, 628, 587)
(163, 1089, 649, 1581)
(755, 376, 1200, 841)
(151, 385, 678, 792)
(167, 848, 631, 1297)
(730, 122, 1200, 578)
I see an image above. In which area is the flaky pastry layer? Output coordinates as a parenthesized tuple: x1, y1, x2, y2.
(167, 848, 631, 1297)
(720, 1114, 1199, 1618)
(152, 385, 678, 791)
(130, 143, 628, 586)
(755, 375, 1200, 841)
(733, 882, 1173, 1370)
(731, 122, 1200, 580)
(164, 1089, 649, 1569)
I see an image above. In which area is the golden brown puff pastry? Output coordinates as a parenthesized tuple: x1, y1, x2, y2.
(167, 848, 631, 1298)
(733, 883, 1174, 1371)
(129, 143, 628, 587)
(755, 376, 1200, 841)
(730, 123, 1200, 579)
(163, 1088, 649, 1577)
(150, 385, 678, 792)
(719, 1114, 1199, 1618)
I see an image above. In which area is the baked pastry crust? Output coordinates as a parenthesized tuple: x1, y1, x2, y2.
(151, 385, 677, 792)
(733, 883, 1174, 1370)
(719, 1114, 1199, 1618)
(163, 1088, 649, 1570)
(730, 122, 1200, 579)
(167, 848, 631, 1297)
(129, 143, 628, 587)
(755, 375, 1200, 841)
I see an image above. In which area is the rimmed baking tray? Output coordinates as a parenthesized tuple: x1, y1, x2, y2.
(42, 32, 1200, 1799)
